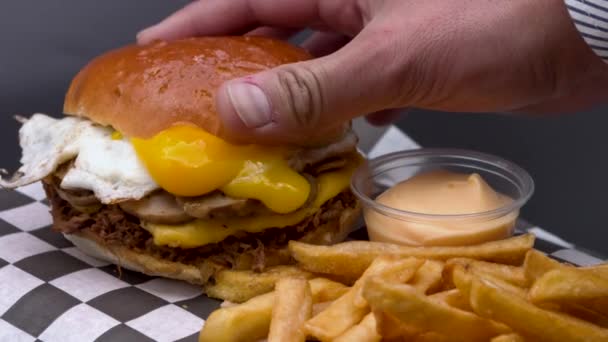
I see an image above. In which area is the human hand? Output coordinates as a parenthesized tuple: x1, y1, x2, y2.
(138, 0, 608, 144)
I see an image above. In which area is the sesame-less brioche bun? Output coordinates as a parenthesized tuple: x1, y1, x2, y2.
(63, 36, 311, 139)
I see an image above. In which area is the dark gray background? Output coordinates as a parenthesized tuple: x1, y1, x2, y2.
(1, 1, 606, 254)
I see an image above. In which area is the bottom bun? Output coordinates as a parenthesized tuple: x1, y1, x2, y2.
(63, 202, 361, 286)
(64, 231, 207, 284)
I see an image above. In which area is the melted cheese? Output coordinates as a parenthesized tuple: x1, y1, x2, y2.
(142, 164, 355, 248)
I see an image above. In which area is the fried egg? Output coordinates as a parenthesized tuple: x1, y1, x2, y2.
(1, 114, 313, 212)
(1, 114, 158, 203)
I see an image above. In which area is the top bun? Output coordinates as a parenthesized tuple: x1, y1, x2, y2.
(64, 36, 311, 139)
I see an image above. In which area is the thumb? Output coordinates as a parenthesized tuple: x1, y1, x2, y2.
(215, 35, 403, 145)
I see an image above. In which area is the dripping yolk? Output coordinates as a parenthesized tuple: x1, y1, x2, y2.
(131, 125, 310, 213)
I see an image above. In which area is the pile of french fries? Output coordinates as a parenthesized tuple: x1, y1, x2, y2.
(198, 234, 608, 342)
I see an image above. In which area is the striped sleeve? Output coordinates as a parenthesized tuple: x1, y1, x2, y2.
(565, 0, 608, 62)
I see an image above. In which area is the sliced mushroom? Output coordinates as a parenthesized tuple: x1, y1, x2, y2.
(120, 191, 193, 224)
(288, 129, 357, 171)
(312, 157, 347, 174)
(56, 187, 100, 207)
(178, 192, 270, 219)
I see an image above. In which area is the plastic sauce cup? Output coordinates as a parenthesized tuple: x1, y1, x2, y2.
(350, 149, 534, 246)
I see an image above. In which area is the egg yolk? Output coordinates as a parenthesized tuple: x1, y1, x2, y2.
(111, 131, 123, 140)
(131, 125, 311, 213)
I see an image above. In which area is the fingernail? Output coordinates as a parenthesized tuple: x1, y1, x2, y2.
(226, 82, 272, 128)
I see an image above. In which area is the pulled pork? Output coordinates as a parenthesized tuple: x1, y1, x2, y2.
(43, 179, 357, 278)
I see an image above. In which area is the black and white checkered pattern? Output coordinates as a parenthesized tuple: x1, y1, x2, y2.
(0, 126, 605, 342)
(0, 182, 218, 342)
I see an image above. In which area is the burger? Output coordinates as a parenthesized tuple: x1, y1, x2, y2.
(1, 37, 361, 291)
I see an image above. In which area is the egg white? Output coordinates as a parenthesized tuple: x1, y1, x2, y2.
(1, 113, 159, 203)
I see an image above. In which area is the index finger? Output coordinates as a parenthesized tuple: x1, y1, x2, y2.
(137, 0, 363, 44)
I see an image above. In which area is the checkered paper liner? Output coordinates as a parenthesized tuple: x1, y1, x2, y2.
(0, 127, 605, 342)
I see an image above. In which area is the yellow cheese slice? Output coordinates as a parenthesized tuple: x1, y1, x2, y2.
(142, 164, 356, 248)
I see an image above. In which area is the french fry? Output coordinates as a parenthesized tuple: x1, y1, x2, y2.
(529, 268, 608, 316)
(373, 309, 420, 340)
(268, 278, 311, 342)
(429, 289, 472, 312)
(410, 260, 445, 294)
(446, 258, 527, 287)
(199, 277, 346, 342)
(469, 277, 608, 342)
(353, 256, 423, 307)
(200, 234, 606, 342)
(304, 288, 368, 341)
(375, 311, 454, 342)
(374, 310, 454, 341)
(312, 301, 333, 316)
(583, 264, 608, 279)
(363, 277, 510, 341)
(333, 313, 381, 342)
(452, 264, 527, 299)
(289, 234, 534, 279)
(530, 268, 608, 301)
(308, 277, 349, 303)
(203, 266, 312, 303)
(412, 332, 452, 342)
(491, 333, 525, 342)
(523, 249, 564, 283)
(310, 279, 350, 316)
(199, 292, 274, 342)
(310, 278, 349, 300)
(524, 249, 608, 284)
(474, 271, 528, 299)
(449, 265, 474, 299)
(304, 257, 422, 341)
(559, 304, 608, 329)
